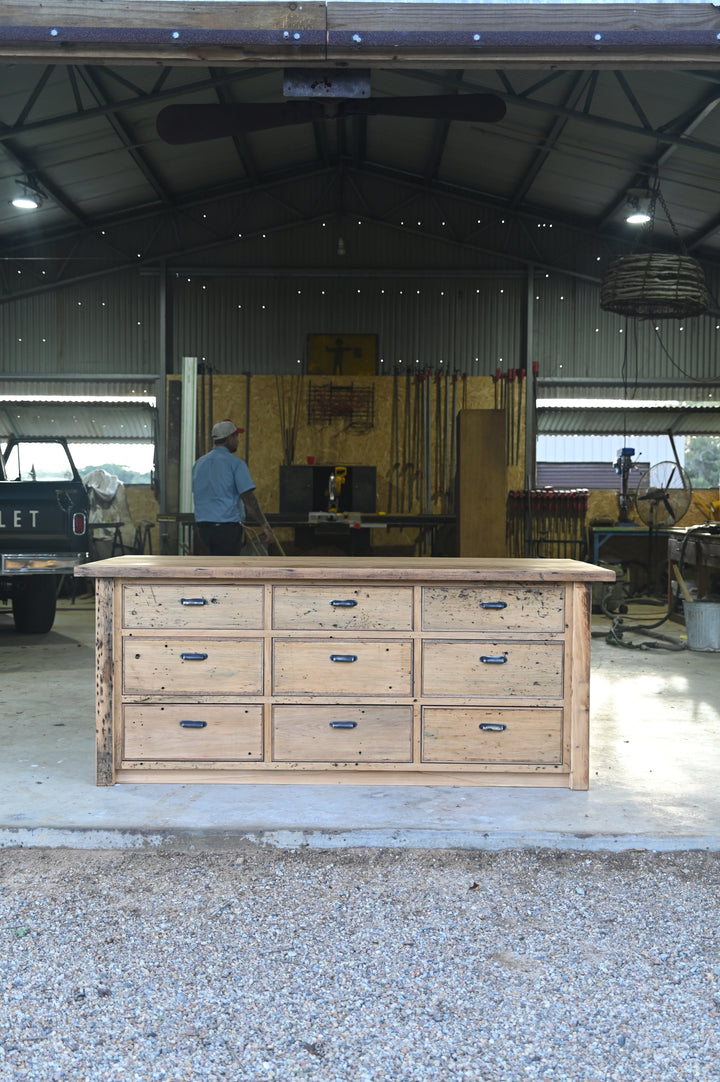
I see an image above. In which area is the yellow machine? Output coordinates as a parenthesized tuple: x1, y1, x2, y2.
(327, 465, 348, 511)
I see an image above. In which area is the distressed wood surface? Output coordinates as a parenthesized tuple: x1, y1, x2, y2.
(272, 704, 413, 762)
(568, 582, 591, 790)
(422, 706, 563, 765)
(94, 578, 115, 785)
(422, 640, 564, 698)
(123, 637, 264, 695)
(272, 637, 413, 695)
(422, 584, 565, 632)
(272, 585, 414, 630)
(77, 555, 616, 583)
(123, 583, 264, 630)
(0, 2, 716, 64)
(124, 703, 263, 761)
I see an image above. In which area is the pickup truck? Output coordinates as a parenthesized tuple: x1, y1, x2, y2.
(0, 436, 89, 633)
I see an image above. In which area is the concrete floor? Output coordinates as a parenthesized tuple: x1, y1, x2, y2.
(1, 595, 718, 852)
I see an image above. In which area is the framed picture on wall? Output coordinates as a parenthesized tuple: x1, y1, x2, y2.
(306, 333, 378, 375)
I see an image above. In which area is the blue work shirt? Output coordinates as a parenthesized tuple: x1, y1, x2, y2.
(192, 446, 255, 524)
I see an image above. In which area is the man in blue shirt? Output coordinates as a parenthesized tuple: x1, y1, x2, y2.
(192, 419, 274, 555)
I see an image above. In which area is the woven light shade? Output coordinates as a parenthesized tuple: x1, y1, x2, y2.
(600, 252, 710, 319)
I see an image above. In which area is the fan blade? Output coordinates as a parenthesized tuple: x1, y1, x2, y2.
(157, 93, 506, 145)
(661, 496, 677, 522)
(342, 93, 506, 124)
(157, 101, 328, 144)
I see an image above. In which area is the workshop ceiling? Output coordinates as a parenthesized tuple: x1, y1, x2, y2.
(2, 61, 720, 302)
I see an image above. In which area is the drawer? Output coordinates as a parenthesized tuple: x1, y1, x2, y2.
(422, 640, 563, 698)
(272, 705, 413, 762)
(122, 584, 264, 630)
(422, 707, 563, 764)
(124, 704, 263, 761)
(272, 638, 413, 695)
(122, 637, 263, 695)
(272, 586, 413, 630)
(422, 585, 564, 632)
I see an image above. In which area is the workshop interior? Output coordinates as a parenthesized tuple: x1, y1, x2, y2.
(1, 16, 720, 644)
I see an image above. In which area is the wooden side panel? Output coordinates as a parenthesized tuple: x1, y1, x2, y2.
(456, 409, 507, 558)
(568, 582, 591, 790)
(95, 578, 115, 785)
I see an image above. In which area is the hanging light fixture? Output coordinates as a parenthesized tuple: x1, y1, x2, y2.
(601, 180, 710, 319)
(624, 187, 653, 225)
(11, 178, 43, 210)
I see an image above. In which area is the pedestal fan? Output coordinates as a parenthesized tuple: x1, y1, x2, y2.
(634, 461, 692, 529)
(634, 460, 692, 594)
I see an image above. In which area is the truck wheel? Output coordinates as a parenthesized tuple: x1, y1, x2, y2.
(12, 576, 58, 634)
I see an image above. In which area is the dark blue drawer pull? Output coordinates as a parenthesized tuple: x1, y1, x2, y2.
(180, 598, 208, 606)
(180, 651, 208, 661)
(180, 720, 208, 729)
(480, 601, 507, 610)
(479, 722, 507, 732)
(330, 654, 358, 662)
(329, 720, 358, 729)
(479, 654, 507, 664)
(330, 599, 358, 608)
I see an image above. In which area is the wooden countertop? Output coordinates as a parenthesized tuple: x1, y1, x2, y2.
(75, 555, 616, 583)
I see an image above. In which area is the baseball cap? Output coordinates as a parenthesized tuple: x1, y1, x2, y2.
(212, 419, 244, 440)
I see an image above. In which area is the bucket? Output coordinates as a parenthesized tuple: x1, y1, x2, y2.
(684, 601, 720, 652)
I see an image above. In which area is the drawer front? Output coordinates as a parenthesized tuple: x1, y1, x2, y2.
(123, 638, 263, 695)
(123, 584, 264, 630)
(422, 585, 565, 632)
(422, 641, 563, 698)
(272, 586, 413, 630)
(272, 705, 413, 762)
(422, 707, 563, 764)
(124, 704, 263, 761)
(272, 639, 413, 695)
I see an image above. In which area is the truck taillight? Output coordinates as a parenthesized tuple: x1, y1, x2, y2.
(73, 512, 87, 536)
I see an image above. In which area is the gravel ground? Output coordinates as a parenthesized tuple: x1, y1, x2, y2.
(1, 845, 719, 1082)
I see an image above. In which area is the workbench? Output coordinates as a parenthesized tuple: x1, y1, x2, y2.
(75, 556, 614, 790)
(266, 512, 455, 555)
(667, 526, 720, 599)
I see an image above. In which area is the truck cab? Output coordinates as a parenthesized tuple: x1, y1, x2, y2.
(0, 436, 89, 633)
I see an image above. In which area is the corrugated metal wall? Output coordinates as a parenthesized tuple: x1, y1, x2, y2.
(0, 238, 717, 399)
(0, 271, 160, 382)
(171, 273, 525, 375)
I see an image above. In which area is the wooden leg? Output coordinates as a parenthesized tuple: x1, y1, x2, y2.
(95, 578, 116, 785)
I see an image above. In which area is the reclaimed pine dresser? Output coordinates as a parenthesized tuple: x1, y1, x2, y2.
(75, 556, 614, 789)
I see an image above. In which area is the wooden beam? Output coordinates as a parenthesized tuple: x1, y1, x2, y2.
(0, 3, 718, 67)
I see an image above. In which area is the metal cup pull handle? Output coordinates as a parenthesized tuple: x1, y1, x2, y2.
(180, 720, 208, 729)
(180, 598, 208, 606)
(479, 722, 507, 732)
(180, 651, 209, 661)
(329, 721, 358, 729)
(330, 654, 358, 662)
(479, 654, 507, 664)
(330, 599, 358, 608)
(479, 601, 507, 610)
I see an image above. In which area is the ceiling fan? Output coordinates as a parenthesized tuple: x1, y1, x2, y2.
(156, 92, 506, 145)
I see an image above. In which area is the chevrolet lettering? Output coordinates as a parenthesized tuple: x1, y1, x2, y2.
(0, 509, 40, 528)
